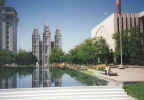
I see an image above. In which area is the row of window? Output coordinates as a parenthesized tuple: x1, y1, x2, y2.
(117, 16, 139, 33)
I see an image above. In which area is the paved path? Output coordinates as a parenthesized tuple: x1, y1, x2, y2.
(89, 68, 144, 84)
(89, 69, 123, 87)
(0, 86, 133, 100)
(110, 68, 144, 82)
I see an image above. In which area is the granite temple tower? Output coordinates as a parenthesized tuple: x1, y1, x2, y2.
(32, 24, 62, 67)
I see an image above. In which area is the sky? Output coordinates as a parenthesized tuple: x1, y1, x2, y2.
(6, 0, 144, 52)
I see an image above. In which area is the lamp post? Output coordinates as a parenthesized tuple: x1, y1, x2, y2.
(117, 0, 123, 68)
(120, 21, 123, 66)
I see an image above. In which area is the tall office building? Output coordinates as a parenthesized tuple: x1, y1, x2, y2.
(32, 24, 62, 67)
(0, 0, 18, 53)
(91, 12, 144, 51)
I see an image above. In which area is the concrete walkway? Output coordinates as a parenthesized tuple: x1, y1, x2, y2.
(109, 68, 144, 82)
(88, 69, 123, 87)
(87, 68, 143, 100)
(0, 86, 133, 100)
(89, 68, 144, 84)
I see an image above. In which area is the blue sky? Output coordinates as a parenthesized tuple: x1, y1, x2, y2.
(6, 0, 144, 52)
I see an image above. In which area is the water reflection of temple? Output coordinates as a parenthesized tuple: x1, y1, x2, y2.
(32, 68, 40, 87)
(0, 67, 63, 89)
(32, 68, 51, 88)
(32, 67, 62, 87)
(43, 68, 51, 87)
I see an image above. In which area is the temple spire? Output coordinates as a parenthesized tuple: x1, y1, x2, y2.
(34, 25, 38, 30)
(32, 25, 39, 35)
(43, 21, 50, 35)
(45, 21, 49, 27)
(55, 25, 60, 34)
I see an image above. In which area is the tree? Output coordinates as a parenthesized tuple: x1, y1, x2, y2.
(49, 48, 64, 64)
(113, 27, 144, 65)
(15, 51, 37, 65)
(0, 50, 15, 65)
(93, 37, 110, 64)
(0, 50, 37, 66)
(64, 37, 110, 65)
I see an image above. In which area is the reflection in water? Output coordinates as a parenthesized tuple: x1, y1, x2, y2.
(32, 68, 41, 87)
(32, 68, 53, 88)
(43, 68, 51, 87)
(0, 67, 65, 89)
(0, 74, 17, 89)
(0, 67, 107, 89)
(0, 67, 34, 89)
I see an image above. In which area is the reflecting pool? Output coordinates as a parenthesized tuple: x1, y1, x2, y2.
(0, 67, 107, 89)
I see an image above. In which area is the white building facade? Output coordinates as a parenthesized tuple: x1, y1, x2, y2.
(91, 11, 144, 51)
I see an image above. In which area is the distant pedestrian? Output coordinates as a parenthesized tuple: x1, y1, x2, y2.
(104, 64, 111, 75)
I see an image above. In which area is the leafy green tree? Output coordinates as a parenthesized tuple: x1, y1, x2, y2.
(113, 27, 144, 65)
(64, 37, 110, 65)
(49, 48, 64, 64)
(0, 50, 15, 65)
(0, 50, 37, 66)
(15, 51, 37, 65)
(93, 37, 110, 64)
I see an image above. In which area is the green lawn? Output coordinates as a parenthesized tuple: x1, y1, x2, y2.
(80, 70, 94, 76)
(124, 82, 144, 100)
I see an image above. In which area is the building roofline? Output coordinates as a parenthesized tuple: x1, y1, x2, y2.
(91, 13, 114, 35)
(139, 11, 144, 18)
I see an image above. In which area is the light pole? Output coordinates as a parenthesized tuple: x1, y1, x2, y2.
(120, 21, 123, 66)
(117, 0, 123, 68)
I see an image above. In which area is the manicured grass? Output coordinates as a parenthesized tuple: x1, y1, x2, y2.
(124, 82, 144, 100)
(80, 70, 94, 76)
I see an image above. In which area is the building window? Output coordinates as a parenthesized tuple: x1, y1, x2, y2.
(139, 18, 141, 31)
(126, 17, 128, 30)
(122, 17, 123, 31)
(130, 17, 132, 28)
(117, 17, 120, 33)
(134, 17, 136, 27)
(142, 19, 144, 33)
